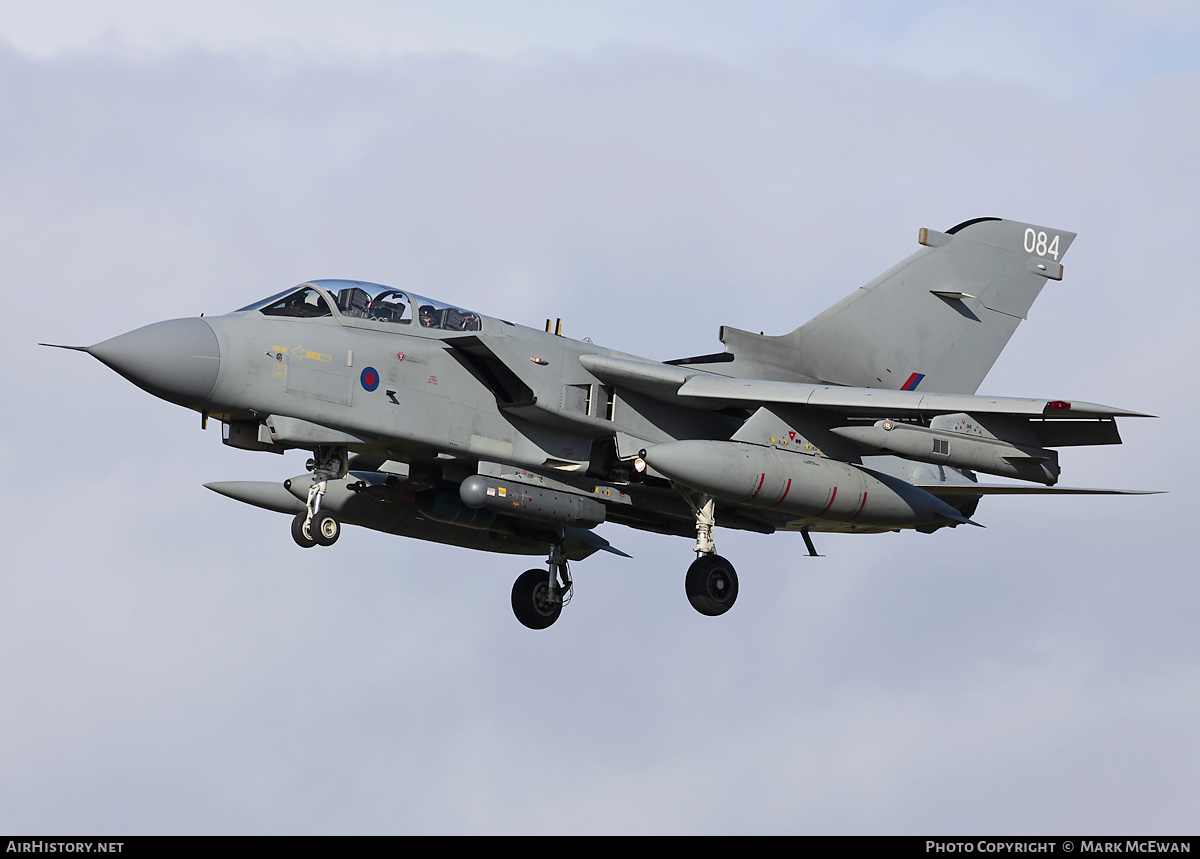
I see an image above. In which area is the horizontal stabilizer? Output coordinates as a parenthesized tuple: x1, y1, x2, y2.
(915, 484, 1163, 497)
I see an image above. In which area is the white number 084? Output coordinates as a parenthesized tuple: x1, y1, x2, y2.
(1023, 227, 1060, 260)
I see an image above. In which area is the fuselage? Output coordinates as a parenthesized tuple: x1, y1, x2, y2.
(91, 278, 960, 540)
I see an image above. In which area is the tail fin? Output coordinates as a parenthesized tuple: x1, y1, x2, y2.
(715, 218, 1076, 394)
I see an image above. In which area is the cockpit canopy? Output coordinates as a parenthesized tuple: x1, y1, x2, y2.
(235, 279, 481, 331)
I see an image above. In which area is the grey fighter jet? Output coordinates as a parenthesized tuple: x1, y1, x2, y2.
(48, 217, 1154, 628)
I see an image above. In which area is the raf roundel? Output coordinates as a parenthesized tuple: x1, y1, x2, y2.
(360, 366, 380, 392)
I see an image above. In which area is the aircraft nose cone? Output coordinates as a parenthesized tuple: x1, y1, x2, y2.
(88, 317, 220, 408)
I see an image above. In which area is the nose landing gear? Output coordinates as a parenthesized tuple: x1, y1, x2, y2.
(290, 445, 347, 549)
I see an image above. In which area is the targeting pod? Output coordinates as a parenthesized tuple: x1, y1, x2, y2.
(459, 475, 606, 528)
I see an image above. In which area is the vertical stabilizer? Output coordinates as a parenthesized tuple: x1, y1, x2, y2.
(711, 218, 1076, 394)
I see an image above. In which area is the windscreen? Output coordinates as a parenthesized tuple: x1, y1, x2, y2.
(240, 286, 332, 318)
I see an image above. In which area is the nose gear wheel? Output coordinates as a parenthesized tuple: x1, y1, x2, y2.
(293, 445, 348, 549)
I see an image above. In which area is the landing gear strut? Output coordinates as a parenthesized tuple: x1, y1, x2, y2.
(291, 445, 347, 549)
(511, 539, 573, 629)
(693, 495, 717, 555)
(680, 491, 739, 617)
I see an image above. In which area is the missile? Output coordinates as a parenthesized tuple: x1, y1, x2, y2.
(643, 440, 976, 528)
(830, 419, 1059, 485)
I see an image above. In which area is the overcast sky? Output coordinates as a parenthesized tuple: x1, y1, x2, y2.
(2, 1, 1197, 835)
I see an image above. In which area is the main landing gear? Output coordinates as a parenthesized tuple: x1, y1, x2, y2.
(290, 445, 347, 549)
(507, 493, 742, 629)
(511, 540, 573, 630)
(682, 493, 738, 617)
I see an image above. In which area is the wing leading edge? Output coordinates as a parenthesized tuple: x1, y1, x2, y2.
(578, 353, 1151, 420)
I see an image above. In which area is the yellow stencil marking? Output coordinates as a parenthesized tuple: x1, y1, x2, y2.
(291, 347, 332, 362)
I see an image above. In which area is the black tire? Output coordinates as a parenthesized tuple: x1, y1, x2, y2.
(312, 510, 341, 547)
(511, 568, 562, 630)
(291, 512, 317, 548)
(685, 554, 739, 616)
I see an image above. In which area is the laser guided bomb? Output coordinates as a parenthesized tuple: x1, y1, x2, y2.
(52, 216, 1156, 629)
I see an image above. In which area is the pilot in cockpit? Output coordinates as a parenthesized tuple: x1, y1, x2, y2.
(419, 305, 438, 327)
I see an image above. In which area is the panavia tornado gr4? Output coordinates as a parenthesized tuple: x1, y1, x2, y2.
(47, 217, 1154, 628)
